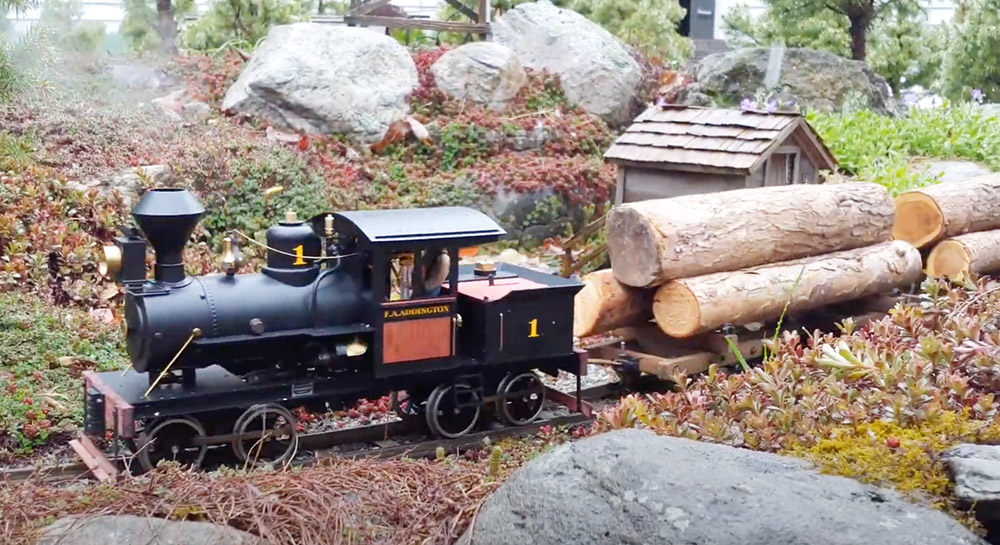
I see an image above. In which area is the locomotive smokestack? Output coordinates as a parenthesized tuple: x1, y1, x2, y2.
(131, 188, 205, 285)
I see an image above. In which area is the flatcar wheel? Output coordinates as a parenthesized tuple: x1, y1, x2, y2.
(134, 416, 208, 473)
(496, 372, 546, 426)
(425, 384, 480, 439)
(231, 404, 298, 467)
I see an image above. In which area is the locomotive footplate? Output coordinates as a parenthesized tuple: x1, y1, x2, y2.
(83, 351, 587, 448)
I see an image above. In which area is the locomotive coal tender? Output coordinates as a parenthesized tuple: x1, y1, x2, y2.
(77, 188, 587, 473)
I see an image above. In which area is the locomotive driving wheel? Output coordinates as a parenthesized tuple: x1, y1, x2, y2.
(231, 404, 299, 467)
(134, 416, 208, 473)
(496, 372, 546, 426)
(425, 383, 481, 439)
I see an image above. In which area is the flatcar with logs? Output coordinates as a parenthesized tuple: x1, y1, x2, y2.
(77, 188, 587, 473)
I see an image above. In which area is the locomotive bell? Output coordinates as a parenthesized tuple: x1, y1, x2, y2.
(131, 188, 205, 286)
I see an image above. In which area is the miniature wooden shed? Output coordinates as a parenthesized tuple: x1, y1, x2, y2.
(603, 105, 838, 204)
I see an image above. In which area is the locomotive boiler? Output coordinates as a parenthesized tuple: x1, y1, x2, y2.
(79, 188, 588, 473)
(101, 188, 371, 384)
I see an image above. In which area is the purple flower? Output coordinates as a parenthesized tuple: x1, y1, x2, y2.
(766, 99, 778, 113)
(972, 88, 985, 103)
(740, 98, 756, 111)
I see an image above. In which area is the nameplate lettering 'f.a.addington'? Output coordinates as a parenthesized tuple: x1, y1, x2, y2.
(384, 305, 450, 320)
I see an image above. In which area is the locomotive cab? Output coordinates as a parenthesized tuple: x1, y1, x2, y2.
(315, 207, 508, 378)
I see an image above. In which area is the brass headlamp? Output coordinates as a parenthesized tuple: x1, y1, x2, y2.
(99, 245, 123, 279)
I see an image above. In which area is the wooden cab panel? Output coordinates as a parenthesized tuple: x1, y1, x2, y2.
(383, 316, 452, 363)
(380, 297, 455, 364)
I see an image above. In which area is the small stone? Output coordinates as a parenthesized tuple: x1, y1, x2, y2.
(38, 515, 269, 545)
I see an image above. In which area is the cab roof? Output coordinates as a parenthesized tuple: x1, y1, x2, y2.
(314, 206, 507, 249)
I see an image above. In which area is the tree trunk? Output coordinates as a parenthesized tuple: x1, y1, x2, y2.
(573, 269, 652, 338)
(652, 241, 922, 338)
(156, 0, 177, 54)
(893, 174, 1000, 249)
(848, 11, 869, 61)
(604, 182, 895, 289)
(927, 229, 1000, 282)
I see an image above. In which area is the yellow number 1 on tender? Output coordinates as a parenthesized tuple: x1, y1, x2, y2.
(292, 244, 306, 266)
(528, 318, 540, 338)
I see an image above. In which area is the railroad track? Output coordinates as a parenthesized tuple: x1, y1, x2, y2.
(0, 383, 627, 485)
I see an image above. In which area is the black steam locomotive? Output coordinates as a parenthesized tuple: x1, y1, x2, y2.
(77, 188, 587, 473)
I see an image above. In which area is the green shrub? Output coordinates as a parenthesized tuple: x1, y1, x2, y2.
(178, 0, 312, 51)
(941, 0, 1000, 102)
(0, 24, 55, 102)
(38, 0, 107, 54)
(0, 291, 127, 458)
(807, 104, 1000, 194)
(722, 0, 944, 93)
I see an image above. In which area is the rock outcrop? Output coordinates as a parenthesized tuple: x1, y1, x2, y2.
(915, 159, 994, 183)
(222, 23, 418, 142)
(680, 47, 899, 116)
(69, 165, 171, 207)
(471, 429, 986, 545)
(492, 0, 642, 126)
(37, 515, 269, 545)
(943, 444, 1000, 541)
(431, 42, 527, 111)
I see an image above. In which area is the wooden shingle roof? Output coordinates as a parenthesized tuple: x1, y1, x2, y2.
(604, 105, 837, 175)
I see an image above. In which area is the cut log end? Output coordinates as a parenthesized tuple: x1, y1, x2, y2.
(573, 281, 603, 338)
(926, 240, 971, 281)
(893, 191, 945, 248)
(605, 207, 667, 288)
(573, 269, 653, 338)
(652, 282, 701, 338)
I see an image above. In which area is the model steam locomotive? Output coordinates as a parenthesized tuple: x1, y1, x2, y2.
(77, 188, 587, 473)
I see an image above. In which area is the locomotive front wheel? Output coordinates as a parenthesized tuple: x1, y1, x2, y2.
(134, 416, 209, 473)
(231, 404, 299, 467)
(496, 372, 546, 426)
(425, 384, 481, 439)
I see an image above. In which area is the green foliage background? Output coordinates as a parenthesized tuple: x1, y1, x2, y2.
(941, 0, 1000, 102)
(721, 0, 947, 93)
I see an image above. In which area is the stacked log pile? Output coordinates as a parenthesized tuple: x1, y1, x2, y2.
(573, 182, 924, 339)
(893, 174, 1000, 283)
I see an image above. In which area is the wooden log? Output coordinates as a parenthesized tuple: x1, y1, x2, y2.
(893, 174, 1000, 249)
(926, 229, 1000, 282)
(573, 269, 652, 338)
(652, 240, 923, 338)
(605, 182, 895, 288)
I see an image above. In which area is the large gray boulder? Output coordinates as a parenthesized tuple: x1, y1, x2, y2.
(681, 47, 899, 116)
(431, 42, 527, 111)
(471, 429, 985, 545)
(37, 515, 268, 545)
(943, 443, 1000, 538)
(222, 23, 418, 142)
(491, 0, 642, 126)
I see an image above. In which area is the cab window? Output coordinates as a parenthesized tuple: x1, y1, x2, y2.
(385, 249, 450, 301)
